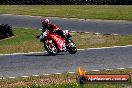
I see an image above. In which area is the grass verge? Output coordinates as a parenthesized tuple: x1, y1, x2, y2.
(0, 68, 132, 88)
(0, 5, 132, 20)
(0, 28, 132, 54)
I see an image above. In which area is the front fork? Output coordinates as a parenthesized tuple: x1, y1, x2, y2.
(45, 39, 53, 47)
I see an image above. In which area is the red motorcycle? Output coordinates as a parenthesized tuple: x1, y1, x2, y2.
(37, 30, 77, 56)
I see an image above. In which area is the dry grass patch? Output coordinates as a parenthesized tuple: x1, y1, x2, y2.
(1, 69, 132, 88)
(72, 32, 132, 48)
(0, 73, 77, 88)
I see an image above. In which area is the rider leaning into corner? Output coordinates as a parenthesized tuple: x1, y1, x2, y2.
(36, 18, 77, 53)
(36, 18, 69, 47)
(41, 18, 68, 42)
(38, 18, 68, 42)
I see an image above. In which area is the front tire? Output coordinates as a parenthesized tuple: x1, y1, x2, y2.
(67, 39, 77, 54)
(44, 39, 57, 56)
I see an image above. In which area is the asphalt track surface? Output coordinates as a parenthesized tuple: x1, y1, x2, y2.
(0, 47, 132, 78)
(0, 14, 132, 78)
(0, 14, 132, 35)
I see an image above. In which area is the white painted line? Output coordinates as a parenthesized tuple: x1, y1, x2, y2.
(113, 34, 119, 36)
(0, 67, 131, 80)
(0, 52, 45, 56)
(77, 49, 85, 50)
(0, 53, 28, 56)
(0, 45, 132, 56)
(88, 47, 111, 50)
(21, 76, 29, 78)
(86, 45, 132, 50)
(0, 54, 11, 56)
(95, 33, 101, 35)
(70, 31, 76, 33)
(111, 45, 132, 48)
(68, 72, 76, 74)
(105, 69, 113, 71)
(8, 77, 16, 79)
(85, 32, 90, 33)
(28, 52, 44, 54)
(32, 75, 40, 77)
(55, 73, 62, 75)
(127, 45, 132, 47)
(43, 74, 50, 76)
(117, 68, 125, 70)
(91, 70, 100, 72)
(62, 18, 67, 20)
(0, 78, 5, 80)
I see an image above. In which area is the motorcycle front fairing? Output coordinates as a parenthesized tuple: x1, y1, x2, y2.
(48, 34, 66, 52)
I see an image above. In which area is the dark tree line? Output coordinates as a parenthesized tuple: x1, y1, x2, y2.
(0, 0, 132, 5)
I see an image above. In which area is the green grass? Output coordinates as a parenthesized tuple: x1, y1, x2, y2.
(0, 28, 43, 53)
(1, 28, 132, 54)
(0, 5, 132, 20)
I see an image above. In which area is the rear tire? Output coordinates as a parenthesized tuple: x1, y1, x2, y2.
(67, 39, 77, 54)
(44, 39, 57, 56)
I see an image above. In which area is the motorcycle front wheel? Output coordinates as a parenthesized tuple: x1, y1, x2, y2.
(67, 39, 77, 54)
(44, 39, 57, 56)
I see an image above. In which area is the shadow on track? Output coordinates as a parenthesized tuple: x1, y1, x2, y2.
(25, 53, 64, 57)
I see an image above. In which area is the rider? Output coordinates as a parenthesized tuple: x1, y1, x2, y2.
(41, 18, 68, 44)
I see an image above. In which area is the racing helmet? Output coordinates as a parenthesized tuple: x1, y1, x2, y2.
(42, 18, 50, 28)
